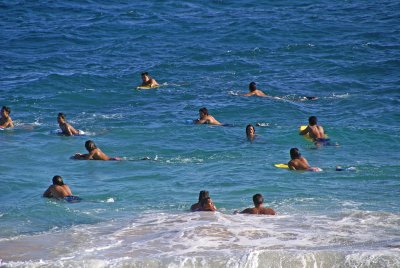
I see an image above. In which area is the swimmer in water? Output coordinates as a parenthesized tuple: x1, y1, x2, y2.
(246, 124, 256, 141)
(288, 147, 321, 171)
(190, 190, 217, 212)
(242, 82, 267, 97)
(199, 197, 217, 211)
(43, 175, 73, 199)
(194, 107, 222, 125)
(299, 116, 325, 140)
(57, 113, 79, 136)
(299, 116, 334, 146)
(240, 193, 276, 215)
(73, 140, 120, 160)
(140, 72, 159, 88)
(0, 106, 14, 128)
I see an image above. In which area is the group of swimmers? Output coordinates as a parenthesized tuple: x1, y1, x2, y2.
(2, 73, 333, 214)
(246, 115, 331, 171)
(190, 190, 276, 215)
(194, 105, 328, 172)
(42, 176, 275, 215)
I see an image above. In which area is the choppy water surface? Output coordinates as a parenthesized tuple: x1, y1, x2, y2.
(1, 1, 399, 267)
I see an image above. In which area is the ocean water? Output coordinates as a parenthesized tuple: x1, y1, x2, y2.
(1, 0, 400, 267)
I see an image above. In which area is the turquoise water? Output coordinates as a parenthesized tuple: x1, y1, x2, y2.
(1, 1, 400, 267)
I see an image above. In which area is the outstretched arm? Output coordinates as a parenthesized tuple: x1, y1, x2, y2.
(0, 118, 13, 128)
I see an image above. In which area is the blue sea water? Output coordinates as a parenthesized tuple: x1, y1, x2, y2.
(1, 0, 400, 267)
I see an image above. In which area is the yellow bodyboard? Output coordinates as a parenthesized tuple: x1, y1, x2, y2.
(274, 163, 289, 169)
(299, 125, 313, 141)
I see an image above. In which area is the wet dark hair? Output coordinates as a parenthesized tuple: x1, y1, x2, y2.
(58, 113, 66, 120)
(141, 72, 149, 76)
(2, 106, 11, 114)
(199, 107, 209, 115)
(85, 140, 97, 152)
(253, 193, 263, 206)
(199, 197, 214, 211)
(52, 175, 64, 186)
(200, 197, 211, 206)
(246, 124, 255, 136)
(198, 190, 209, 202)
(309, 116, 317, 126)
(249, 82, 257, 92)
(290, 148, 301, 160)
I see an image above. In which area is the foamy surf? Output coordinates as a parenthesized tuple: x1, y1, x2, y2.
(1, 210, 399, 267)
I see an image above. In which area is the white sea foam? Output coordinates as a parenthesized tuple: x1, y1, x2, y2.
(165, 156, 204, 164)
(330, 93, 350, 99)
(91, 113, 123, 119)
(227, 90, 240, 96)
(1, 210, 399, 267)
(12, 121, 41, 129)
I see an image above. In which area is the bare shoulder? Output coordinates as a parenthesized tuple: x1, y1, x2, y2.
(260, 208, 276, 215)
(256, 90, 267, 96)
(190, 203, 199, 211)
(240, 208, 258, 214)
(240, 208, 255, 214)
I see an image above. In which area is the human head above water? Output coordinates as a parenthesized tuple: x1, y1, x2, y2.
(252, 193, 264, 206)
(52, 175, 64, 186)
(1, 106, 11, 115)
(200, 197, 213, 210)
(308, 116, 318, 126)
(198, 190, 210, 202)
(246, 124, 255, 136)
(57, 113, 66, 121)
(249, 82, 257, 92)
(85, 140, 97, 152)
(199, 107, 209, 116)
(290, 148, 301, 160)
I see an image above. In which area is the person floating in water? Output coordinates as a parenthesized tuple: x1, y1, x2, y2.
(240, 193, 276, 215)
(140, 72, 159, 88)
(191, 190, 217, 212)
(0, 106, 14, 128)
(288, 147, 322, 171)
(43, 175, 74, 199)
(246, 124, 256, 141)
(242, 82, 267, 97)
(299, 116, 334, 146)
(73, 140, 121, 160)
(300, 116, 325, 140)
(57, 113, 79, 136)
(199, 197, 217, 211)
(194, 107, 222, 125)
